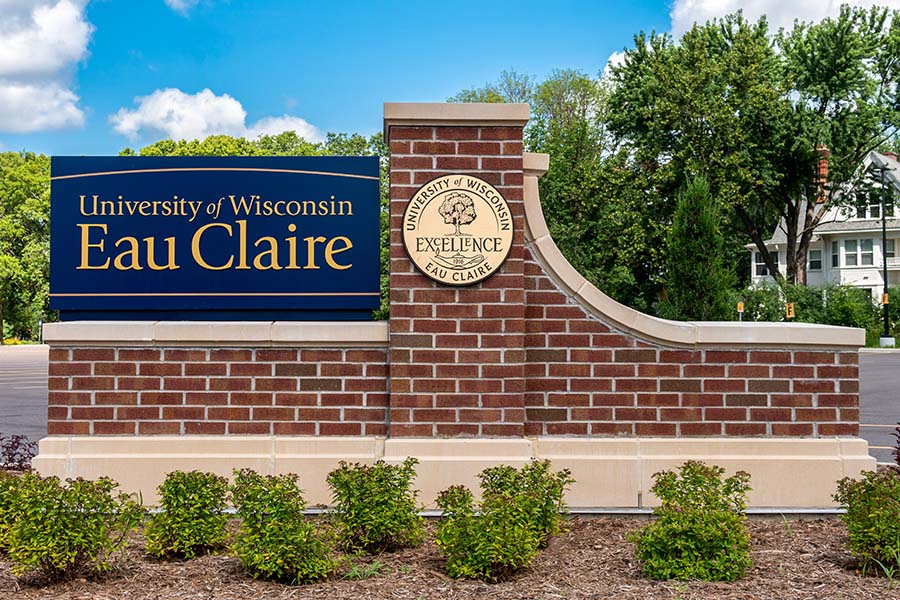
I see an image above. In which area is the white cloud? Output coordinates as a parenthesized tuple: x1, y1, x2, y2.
(0, 0, 92, 78)
(0, 0, 91, 133)
(109, 88, 324, 143)
(164, 0, 200, 15)
(0, 81, 84, 132)
(601, 51, 627, 81)
(671, 0, 900, 37)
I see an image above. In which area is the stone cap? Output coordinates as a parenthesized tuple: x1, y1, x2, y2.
(42, 321, 389, 347)
(384, 102, 530, 140)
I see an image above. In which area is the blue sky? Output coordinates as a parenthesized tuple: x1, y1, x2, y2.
(2, 0, 898, 156)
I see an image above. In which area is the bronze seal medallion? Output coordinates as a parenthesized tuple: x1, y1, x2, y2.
(402, 174, 513, 286)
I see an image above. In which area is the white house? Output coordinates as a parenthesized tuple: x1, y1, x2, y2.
(749, 151, 900, 297)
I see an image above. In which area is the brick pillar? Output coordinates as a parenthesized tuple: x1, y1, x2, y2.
(384, 103, 529, 437)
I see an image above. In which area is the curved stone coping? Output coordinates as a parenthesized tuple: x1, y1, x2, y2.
(522, 152, 865, 348)
(384, 102, 530, 139)
(34, 435, 874, 508)
(42, 320, 389, 347)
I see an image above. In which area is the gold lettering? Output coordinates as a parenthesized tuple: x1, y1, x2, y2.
(191, 223, 233, 270)
(113, 237, 143, 270)
(76, 224, 110, 269)
(145, 236, 179, 271)
(303, 236, 326, 269)
(236, 219, 250, 270)
(253, 236, 281, 270)
(324, 236, 352, 270)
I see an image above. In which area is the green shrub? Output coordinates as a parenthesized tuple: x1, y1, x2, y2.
(144, 470, 229, 559)
(834, 469, 900, 574)
(479, 459, 574, 547)
(230, 469, 333, 584)
(5, 474, 143, 581)
(435, 460, 574, 582)
(628, 461, 752, 581)
(0, 470, 21, 551)
(326, 457, 424, 553)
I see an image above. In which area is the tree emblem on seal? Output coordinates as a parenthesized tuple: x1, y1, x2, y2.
(438, 192, 476, 235)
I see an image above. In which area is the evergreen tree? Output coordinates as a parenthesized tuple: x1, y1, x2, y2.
(659, 176, 734, 321)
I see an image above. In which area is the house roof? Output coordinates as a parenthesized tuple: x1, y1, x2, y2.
(752, 151, 900, 249)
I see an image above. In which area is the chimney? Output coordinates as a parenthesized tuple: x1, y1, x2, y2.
(884, 151, 898, 161)
(816, 144, 830, 204)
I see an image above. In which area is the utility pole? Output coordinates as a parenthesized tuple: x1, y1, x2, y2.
(879, 162, 894, 347)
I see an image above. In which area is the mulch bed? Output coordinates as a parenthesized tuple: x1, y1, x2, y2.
(0, 518, 893, 600)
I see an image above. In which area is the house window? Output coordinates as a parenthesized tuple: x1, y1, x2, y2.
(808, 249, 822, 271)
(755, 251, 778, 276)
(855, 199, 881, 219)
(832, 241, 839, 268)
(861, 239, 874, 265)
(844, 239, 874, 266)
(886, 239, 895, 260)
(845, 240, 858, 266)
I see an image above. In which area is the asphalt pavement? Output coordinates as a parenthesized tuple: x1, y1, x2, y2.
(0, 344, 896, 462)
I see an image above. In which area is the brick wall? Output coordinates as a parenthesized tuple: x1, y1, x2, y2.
(47, 347, 388, 436)
(521, 257, 859, 437)
(388, 125, 527, 436)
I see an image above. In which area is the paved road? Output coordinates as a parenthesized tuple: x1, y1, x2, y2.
(0, 345, 47, 440)
(0, 345, 896, 462)
(859, 350, 899, 463)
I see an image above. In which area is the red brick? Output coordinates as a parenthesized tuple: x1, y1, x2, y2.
(186, 392, 228, 405)
(139, 421, 181, 435)
(256, 349, 297, 362)
(275, 363, 317, 377)
(139, 392, 183, 405)
(231, 362, 272, 376)
(818, 394, 857, 407)
(748, 380, 790, 393)
(725, 394, 768, 407)
(162, 406, 205, 420)
(659, 350, 701, 363)
(728, 365, 770, 378)
(73, 376, 115, 390)
(164, 349, 207, 361)
(636, 422, 676, 436)
(547, 422, 588, 435)
(481, 157, 522, 171)
(819, 423, 858, 436)
(254, 378, 297, 392)
(481, 423, 524, 436)
(228, 422, 271, 434)
(230, 392, 274, 406)
(391, 126, 434, 140)
(706, 351, 748, 363)
(772, 366, 815, 378)
(749, 351, 791, 363)
(116, 406, 160, 420)
(95, 362, 137, 376)
(185, 362, 228, 376)
(49, 348, 70, 361)
(616, 379, 658, 392)
(164, 377, 208, 391)
(71, 406, 114, 420)
(637, 393, 680, 407)
(772, 394, 813, 407)
(680, 422, 723, 436)
(725, 423, 766, 436)
(616, 349, 657, 362)
(210, 349, 253, 361)
(457, 141, 501, 155)
(794, 352, 835, 365)
(794, 380, 834, 393)
(94, 391, 138, 405)
(94, 421, 136, 434)
(615, 407, 657, 421)
(49, 362, 90, 376)
(117, 377, 161, 390)
(139, 363, 182, 376)
(48, 376, 69, 390)
(320, 422, 362, 435)
(796, 408, 837, 421)
(749, 408, 793, 421)
(252, 407, 296, 421)
(273, 422, 316, 435)
(840, 380, 859, 393)
(838, 353, 858, 365)
(681, 393, 724, 407)
(186, 422, 226, 434)
(817, 366, 857, 379)
(209, 378, 252, 391)
(72, 349, 115, 361)
(706, 408, 748, 420)
(479, 126, 522, 140)
(660, 379, 702, 392)
(704, 379, 746, 393)
(772, 423, 813, 436)
(435, 423, 479, 436)
(48, 421, 90, 435)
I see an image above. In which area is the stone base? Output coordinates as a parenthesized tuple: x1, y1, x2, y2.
(33, 436, 875, 509)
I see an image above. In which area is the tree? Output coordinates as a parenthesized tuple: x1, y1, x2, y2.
(608, 6, 900, 286)
(0, 152, 51, 341)
(447, 69, 534, 104)
(658, 176, 735, 321)
(438, 192, 476, 235)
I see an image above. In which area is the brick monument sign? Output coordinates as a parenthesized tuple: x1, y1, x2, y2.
(35, 103, 873, 508)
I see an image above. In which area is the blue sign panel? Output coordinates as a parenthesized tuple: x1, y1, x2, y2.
(50, 156, 380, 320)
